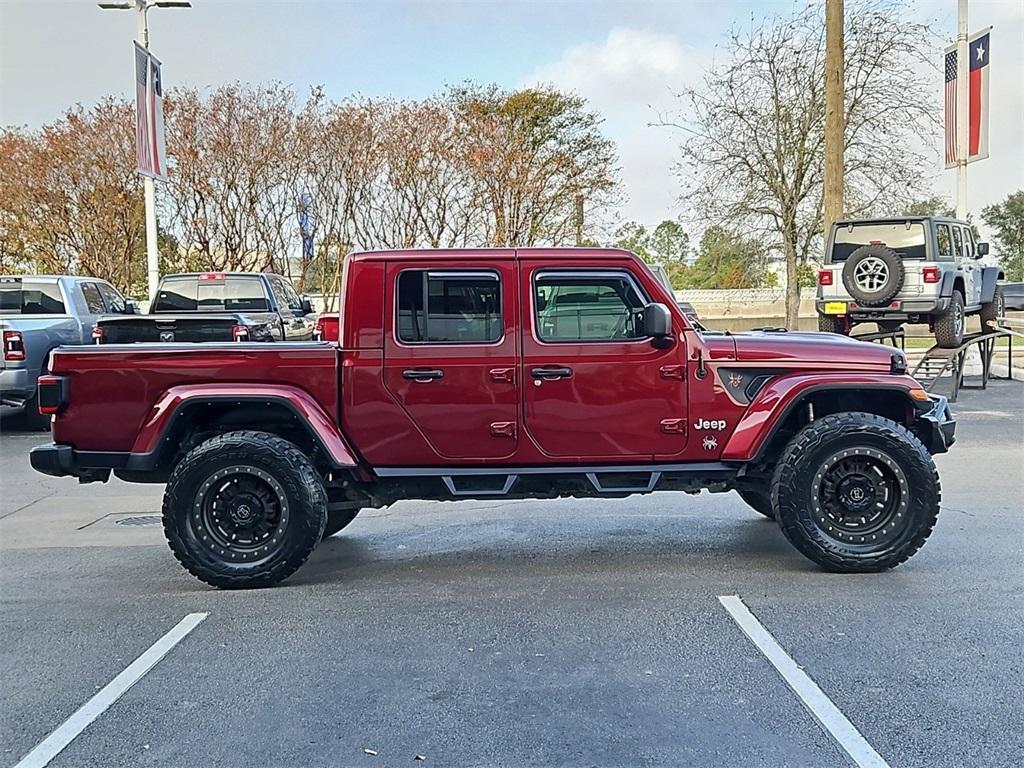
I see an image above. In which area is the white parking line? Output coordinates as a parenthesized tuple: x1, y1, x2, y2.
(14, 612, 208, 768)
(718, 595, 890, 768)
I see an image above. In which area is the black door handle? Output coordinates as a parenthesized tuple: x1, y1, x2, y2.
(530, 366, 572, 380)
(402, 368, 444, 382)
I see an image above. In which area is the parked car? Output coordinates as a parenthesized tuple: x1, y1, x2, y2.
(1, 275, 135, 428)
(1001, 282, 1024, 312)
(94, 272, 315, 344)
(312, 312, 339, 342)
(31, 247, 955, 588)
(816, 216, 1004, 347)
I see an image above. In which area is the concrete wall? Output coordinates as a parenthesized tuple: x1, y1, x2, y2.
(674, 288, 820, 332)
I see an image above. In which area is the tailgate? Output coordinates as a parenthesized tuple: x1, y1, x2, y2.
(97, 315, 241, 343)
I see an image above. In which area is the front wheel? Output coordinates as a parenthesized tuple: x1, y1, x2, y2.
(979, 285, 1005, 330)
(162, 430, 326, 589)
(771, 412, 940, 572)
(934, 291, 965, 348)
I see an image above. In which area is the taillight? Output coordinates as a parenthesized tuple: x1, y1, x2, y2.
(923, 266, 940, 283)
(3, 330, 25, 361)
(312, 318, 323, 342)
(232, 325, 250, 342)
(36, 374, 68, 415)
(818, 270, 834, 286)
(91, 326, 106, 344)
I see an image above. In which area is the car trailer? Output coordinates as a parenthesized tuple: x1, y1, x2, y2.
(854, 323, 1015, 402)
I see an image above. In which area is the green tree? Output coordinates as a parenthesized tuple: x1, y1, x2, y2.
(903, 196, 954, 217)
(613, 219, 690, 287)
(982, 191, 1024, 281)
(612, 221, 652, 261)
(684, 226, 772, 289)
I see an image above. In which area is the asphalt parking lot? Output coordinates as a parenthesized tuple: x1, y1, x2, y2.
(1, 381, 1022, 768)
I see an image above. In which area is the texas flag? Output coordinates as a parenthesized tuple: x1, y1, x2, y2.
(944, 29, 991, 168)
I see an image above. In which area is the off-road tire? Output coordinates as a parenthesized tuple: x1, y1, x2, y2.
(162, 430, 326, 589)
(841, 245, 905, 306)
(322, 507, 361, 539)
(934, 290, 965, 348)
(771, 412, 940, 572)
(817, 314, 849, 335)
(979, 285, 1005, 331)
(737, 488, 775, 519)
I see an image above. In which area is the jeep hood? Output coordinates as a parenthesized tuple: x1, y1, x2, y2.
(725, 330, 900, 370)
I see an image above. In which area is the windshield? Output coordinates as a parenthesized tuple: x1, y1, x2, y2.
(153, 276, 270, 312)
(831, 222, 927, 261)
(0, 278, 66, 315)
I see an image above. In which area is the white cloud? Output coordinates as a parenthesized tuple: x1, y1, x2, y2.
(524, 29, 711, 230)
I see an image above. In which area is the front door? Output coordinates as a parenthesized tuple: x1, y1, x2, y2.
(383, 261, 519, 460)
(520, 262, 688, 460)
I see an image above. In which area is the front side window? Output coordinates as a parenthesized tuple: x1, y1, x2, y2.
(97, 282, 126, 313)
(951, 226, 964, 259)
(936, 224, 953, 260)
(397, 270, 501, 344)
(534, 272, 646, 342)
(268, 275, 303, 313)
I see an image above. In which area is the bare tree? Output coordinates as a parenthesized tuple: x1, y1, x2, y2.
(663, 0, 937, 326)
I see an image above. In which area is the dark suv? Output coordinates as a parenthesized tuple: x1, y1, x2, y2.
(816, 217, 1005, 347)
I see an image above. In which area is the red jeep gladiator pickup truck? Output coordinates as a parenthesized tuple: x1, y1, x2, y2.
(30, 248, 955, 588)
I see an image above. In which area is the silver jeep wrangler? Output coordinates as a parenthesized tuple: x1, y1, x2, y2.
(816, 216, 1005, 348)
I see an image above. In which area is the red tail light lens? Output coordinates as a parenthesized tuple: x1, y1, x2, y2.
(232, 325, 250, 342)
(312, 318, 323, 341)
(36, 374, 68, 415)
(3, 330, 25, 361)
(923, 266, 940, 283)
(818, 270, 834, 286)
(91, 326, 105, 344)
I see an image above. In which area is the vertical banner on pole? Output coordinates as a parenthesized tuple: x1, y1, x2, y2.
(134, 42, 167, 181)
(943, 27, 991, 169)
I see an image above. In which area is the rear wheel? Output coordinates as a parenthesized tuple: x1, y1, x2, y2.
(771, 412, 940, 572)
(934, 290, 965, 348)
(979, 285, 1005, 330)
(162, 430, 326, 589)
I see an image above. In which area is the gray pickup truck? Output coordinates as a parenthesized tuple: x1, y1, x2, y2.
(1, 275, 134, 428)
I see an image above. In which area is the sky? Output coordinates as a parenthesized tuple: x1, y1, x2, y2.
(1, 0, 1022, 239)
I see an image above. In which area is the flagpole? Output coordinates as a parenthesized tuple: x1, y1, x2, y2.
(135, 2, 161, 304)
(956, 0, 969, 220)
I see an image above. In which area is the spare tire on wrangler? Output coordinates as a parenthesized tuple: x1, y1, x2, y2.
(842, 245, 905, 307)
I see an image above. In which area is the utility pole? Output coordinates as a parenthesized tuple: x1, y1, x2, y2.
(574, 195, 584, 246)
(98, 1, 190, 302)
(956, 0, 969, 219)
(823, 0, 844, 242)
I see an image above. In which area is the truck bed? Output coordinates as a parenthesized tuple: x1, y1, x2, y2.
(48, 343, 338, 452)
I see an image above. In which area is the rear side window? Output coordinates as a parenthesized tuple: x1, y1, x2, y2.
(80, 283, 106, 314)
(397, 270, 501, 344)
(0, 278, 65, 315)
(154, 276, 270, 312)
(831, 222, 927, 261)
(534, 272, 647, 342)
(936, 224, 953, 260)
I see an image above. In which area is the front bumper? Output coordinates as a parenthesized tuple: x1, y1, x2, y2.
(913, 395, 956, 454)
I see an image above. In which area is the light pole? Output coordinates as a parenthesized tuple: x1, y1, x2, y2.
(98, 0, 190, 303)
(955, 0, 969, 220)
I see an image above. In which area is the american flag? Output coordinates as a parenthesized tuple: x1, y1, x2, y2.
(134, 42, 166, 180)
(944, 29, 991, 169)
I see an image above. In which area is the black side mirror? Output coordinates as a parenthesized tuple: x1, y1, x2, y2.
(641, 302, 674, 348)
(300, 295, 313, 315)
(977, 242, 989, 257)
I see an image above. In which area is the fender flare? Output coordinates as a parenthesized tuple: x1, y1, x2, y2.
(130, 383, 358, 468)
(721, 373, 921, 464)
(979, 267, 1002, 304)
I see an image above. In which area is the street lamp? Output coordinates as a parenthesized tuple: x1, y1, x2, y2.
(98, 0, 191, 303)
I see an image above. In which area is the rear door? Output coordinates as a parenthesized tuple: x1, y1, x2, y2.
(382, 260, 519, 460)
(520, 260, 688, 459)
